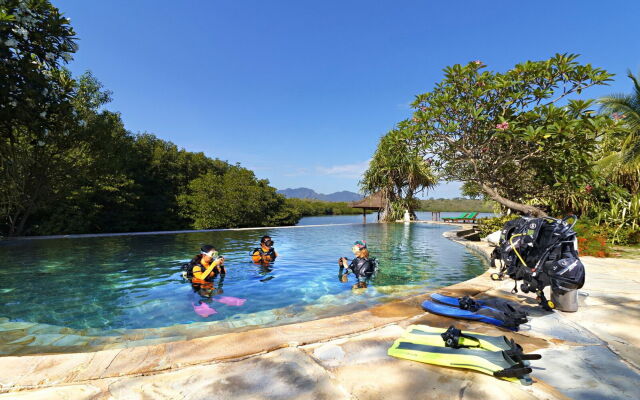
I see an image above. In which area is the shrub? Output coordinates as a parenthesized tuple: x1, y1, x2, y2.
(477, 214, 518, 237)
(574, 221, 611, 257)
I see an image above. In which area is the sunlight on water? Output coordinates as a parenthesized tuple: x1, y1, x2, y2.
(0, 221, 486, 354)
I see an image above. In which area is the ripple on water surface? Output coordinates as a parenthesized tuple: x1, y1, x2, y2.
(0, 222, 486, 355)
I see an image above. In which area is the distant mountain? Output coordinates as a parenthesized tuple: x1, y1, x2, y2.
(277, 187, 363, 202)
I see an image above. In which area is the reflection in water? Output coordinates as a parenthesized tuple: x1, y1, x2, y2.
(191, 274, 226, 298)
(0, 223, 486, 336)
(255, 261, 275, 282)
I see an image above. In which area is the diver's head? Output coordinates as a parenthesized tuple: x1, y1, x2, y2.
(260, 235, 274, 248)
(352, 240, 368, 257)
(201, 245, 218, 261)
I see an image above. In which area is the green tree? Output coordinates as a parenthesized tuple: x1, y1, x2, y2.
(32, 74, 140, 234)
(1, 0, 79, 235)
(362, 121, 437, 221)
(598, 69, 640, 194)
(178, 167, 299, 229)
(127, 134, 230, 231)
(411, 54, 614, 217)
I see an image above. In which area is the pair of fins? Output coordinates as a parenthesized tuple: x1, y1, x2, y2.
(422, 293, 529, 331)
(388, 325, 541, 385)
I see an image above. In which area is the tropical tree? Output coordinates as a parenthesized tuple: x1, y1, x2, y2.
(361, 120, 437, 221)
(411, 54, 615, 217)
(0, 0, 80, 235)
(178, 167, 299, 229)
(598, 69, 640, 194)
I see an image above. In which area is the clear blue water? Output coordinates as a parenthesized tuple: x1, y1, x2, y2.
(297, 211, 496, 225)
(0, 221, 487, 354)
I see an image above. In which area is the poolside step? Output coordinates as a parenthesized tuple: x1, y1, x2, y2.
(456, 228, 481, 241)
(455, 228, 475, 237)
(462, 232, 481, 241)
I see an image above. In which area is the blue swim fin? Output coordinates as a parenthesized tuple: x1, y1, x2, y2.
(421, 300, 526, 331)
(430, 293, 528, 321)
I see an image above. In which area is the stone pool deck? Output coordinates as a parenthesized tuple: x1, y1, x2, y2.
(1, 227, 639, 399)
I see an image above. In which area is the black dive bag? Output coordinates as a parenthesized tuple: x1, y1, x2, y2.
(490, 215, 585, 310)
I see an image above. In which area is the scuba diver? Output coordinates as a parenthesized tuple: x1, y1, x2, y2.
(251, 235, 278, 264)
(182, 245, 226, 297)
(338, 240, 377, 289)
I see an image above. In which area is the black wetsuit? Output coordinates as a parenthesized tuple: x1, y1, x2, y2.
(346, 257, 376, 282)
(253, 247, 277, 262)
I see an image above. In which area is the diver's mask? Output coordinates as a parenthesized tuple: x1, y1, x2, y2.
(203, 250, 219, 259)
(352, 240, 366, 254)
(263, 239, 274, 248)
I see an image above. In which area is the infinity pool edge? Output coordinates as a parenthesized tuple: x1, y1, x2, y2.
(0, 222, 497, 392)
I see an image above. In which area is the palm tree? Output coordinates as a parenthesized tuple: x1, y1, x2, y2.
(361, 121, 437, 221)
(598, 70, 640, 193)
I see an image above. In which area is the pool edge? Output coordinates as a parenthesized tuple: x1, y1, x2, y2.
(0, 222, 500, 393)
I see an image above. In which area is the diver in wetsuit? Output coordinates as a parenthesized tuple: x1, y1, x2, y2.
(338, 240, 377, 289)
(251, 235, 278, 264)
(184, 245, 226, 297)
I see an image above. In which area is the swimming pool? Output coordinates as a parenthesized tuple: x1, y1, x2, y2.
(0, 222, 486, 355)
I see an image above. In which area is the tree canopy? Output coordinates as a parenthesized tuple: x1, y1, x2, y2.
(0, 0, 319, 236)
(361, 121, 437, 221)
(410, 54, 614, 217)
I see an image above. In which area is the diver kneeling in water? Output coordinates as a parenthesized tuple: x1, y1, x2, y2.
(183, 245, 226, 297)
(339, 240, 377, 289)
(251, 235, 278, 264)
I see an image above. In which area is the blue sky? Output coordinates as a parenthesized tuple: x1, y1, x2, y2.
(56, 0, 639, 197)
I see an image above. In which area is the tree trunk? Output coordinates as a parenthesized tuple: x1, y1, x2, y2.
(15, 211, 30, 236)
(480, 183, 547, 217)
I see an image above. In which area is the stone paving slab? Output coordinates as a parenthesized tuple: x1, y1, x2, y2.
(0, 384, 100, 400)
(304, 324, 551, 400)
(105, 347, 350, 400)
(561, 302, 640, 369)
(0, 347, 350, 400)
(533, 345, 640, 400)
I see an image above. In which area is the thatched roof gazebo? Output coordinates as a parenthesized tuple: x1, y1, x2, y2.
(350, 191, 385, 223)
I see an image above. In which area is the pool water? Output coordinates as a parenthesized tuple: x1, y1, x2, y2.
(297, 211, 496, 225)
(0, 222, 486, 355)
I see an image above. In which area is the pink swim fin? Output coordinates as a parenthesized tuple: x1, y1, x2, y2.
(192, 302, 217, 317)
(213, 296, 246, 306)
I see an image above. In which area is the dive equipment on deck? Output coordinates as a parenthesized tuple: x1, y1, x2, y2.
(422, 296, 528, 331)
(430, 293, 528, 321)
(388, 325, 540, 384)
(402, 325, 529, 353)
(490, 216, 585, 311)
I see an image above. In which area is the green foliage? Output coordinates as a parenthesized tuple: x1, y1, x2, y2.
(284, 198, 364, 217)
(361, 121, 437, 221)
(419, 198, 495, 213)
(476, 214, 519, 237)
(178, 168, 298, 229)
(0, 1, 305, 236)
(597, 70, 640, 194)
(1, 0, 81, 235)
(574, 222, 611, 257)
(587, 193, 640, 245)
(411, 54, 614, 217)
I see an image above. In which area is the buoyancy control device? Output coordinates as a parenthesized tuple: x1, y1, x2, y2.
(490, 215, 585, 311)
